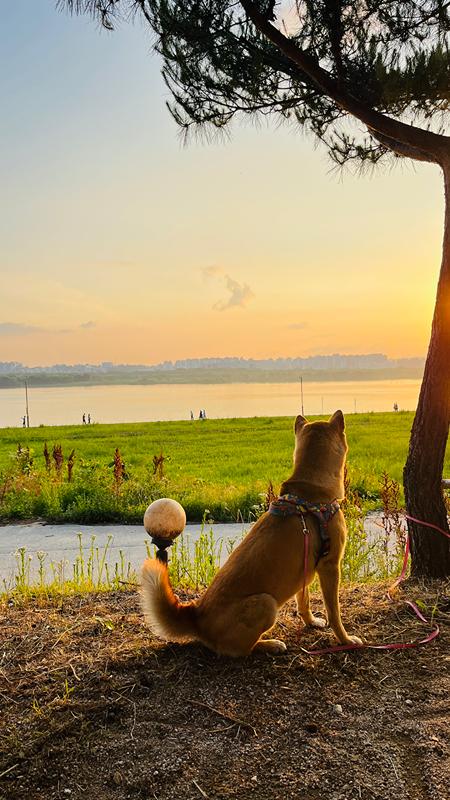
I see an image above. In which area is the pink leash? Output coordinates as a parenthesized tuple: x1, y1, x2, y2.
(297, 514, 450, 655)
(297, 516, 309, 646)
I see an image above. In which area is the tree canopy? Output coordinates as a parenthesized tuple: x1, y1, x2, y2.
(58, 1, 450, 169)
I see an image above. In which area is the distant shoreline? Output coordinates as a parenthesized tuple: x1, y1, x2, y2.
(0, 367, 423, 389)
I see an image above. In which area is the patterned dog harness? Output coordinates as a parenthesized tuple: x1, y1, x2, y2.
(269, 494, 340, 559)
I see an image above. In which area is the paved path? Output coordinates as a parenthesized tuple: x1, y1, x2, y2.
(0, 513, 386, 590)
(0, 521, 251, 588)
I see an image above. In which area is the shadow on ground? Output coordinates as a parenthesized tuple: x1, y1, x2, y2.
(1, 581, 449, 800)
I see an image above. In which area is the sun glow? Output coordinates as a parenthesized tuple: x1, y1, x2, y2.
(0, 3, 443, 368)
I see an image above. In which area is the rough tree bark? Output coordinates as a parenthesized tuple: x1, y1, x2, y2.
(403, 159, 450, 578)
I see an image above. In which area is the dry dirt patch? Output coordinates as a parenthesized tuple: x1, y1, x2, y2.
(1, 581, 449, 800)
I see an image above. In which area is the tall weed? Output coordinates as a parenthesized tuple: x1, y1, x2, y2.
(374, 472, 408, 579)
(341, 467, 377, 581)
(2, 534, 135, 600)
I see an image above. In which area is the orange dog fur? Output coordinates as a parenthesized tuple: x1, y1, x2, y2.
(140, 410, 362, 656)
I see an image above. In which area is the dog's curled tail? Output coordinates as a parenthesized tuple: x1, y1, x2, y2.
(140, 558, 198, 643)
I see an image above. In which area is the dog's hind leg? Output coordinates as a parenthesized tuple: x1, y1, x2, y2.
(212, 593, 286, 657)
(249, 594, 286, 655)
(253, 637, 287, 655)
(295, 585, 326, 629)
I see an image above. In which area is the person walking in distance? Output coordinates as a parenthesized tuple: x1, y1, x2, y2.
(88, 413, 91, 424)
(82, 413, 86, 424)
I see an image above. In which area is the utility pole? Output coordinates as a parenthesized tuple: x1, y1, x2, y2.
(300, 376, 304, 416)
(25, 381, 30, 428)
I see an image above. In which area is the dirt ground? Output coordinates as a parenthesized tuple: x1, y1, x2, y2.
(1, 580, 450, 800)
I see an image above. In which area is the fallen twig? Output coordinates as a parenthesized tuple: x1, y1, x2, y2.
(51, 623, 81, 650)
(192, 778, 208, 798)
(69, 662, 81, 681)
(186, 699, 257, 736)
(0, 763, 19, 780)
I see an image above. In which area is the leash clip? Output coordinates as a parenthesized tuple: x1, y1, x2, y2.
(300, 514, 308, 535)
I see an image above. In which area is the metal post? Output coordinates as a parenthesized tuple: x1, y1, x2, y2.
(25, 381, 30, 428)
(300, 376, 304, 416)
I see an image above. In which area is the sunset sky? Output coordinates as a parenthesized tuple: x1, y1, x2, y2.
(0, 1, 445, 367)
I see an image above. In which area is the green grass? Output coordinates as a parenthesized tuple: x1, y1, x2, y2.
(1, 410, 449, 524)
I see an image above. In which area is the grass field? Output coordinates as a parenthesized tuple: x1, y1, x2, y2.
(0, 409, 443, 526)
(0, 410, 419, 479)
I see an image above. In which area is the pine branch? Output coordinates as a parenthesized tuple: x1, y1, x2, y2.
(368, 129, 438, 164)
(240, 0, 450, 163)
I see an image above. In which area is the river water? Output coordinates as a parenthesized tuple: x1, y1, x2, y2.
(0, 379, 421, 428)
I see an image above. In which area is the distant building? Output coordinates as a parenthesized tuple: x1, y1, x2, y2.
(0, 353, 426, 376)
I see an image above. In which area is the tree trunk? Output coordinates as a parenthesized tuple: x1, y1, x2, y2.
(403, 160, 450, 578)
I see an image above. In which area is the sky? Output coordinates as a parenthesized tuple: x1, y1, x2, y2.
(0, 1, 446, 367)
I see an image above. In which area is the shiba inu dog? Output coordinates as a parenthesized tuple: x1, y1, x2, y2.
(140, 410, 362, 656)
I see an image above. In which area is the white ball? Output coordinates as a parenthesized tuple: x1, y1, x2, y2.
(143, 498, 186, 540)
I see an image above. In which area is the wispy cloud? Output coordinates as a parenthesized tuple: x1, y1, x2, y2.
(302, 340, 335, 356)
(0, 323, 43, 337)
(287, 322, 308, 330)
(200, 265, 223, 281)
(0, 321, 97, 337)
(200, 265, 256, 311)
(213, 274, 256, 311)
(92, 260, 137, 267)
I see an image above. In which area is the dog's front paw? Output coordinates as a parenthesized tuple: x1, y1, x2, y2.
(347, 635, 363, 647)
(309, 616, 326, 629)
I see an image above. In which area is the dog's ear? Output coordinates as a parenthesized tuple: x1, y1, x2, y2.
(294, 414, 308, 434)
(329, 410, 345, 432)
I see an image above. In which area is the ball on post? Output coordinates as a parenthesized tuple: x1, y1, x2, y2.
(144, 498, 186, 563)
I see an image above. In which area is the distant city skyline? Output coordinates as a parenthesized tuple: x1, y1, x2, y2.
(0, 352, 425, 375)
